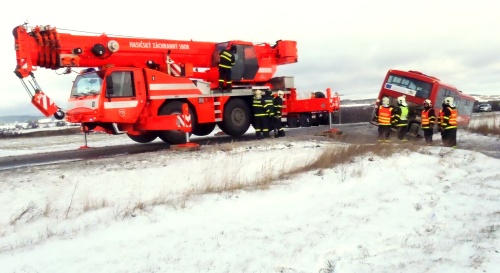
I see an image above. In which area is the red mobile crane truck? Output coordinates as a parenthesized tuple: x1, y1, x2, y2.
(13, 22, 339, 144)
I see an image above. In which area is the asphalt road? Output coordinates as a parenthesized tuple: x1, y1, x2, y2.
(0, 110, 498, 170)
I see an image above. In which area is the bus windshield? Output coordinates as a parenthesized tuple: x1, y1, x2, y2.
(386, 73, 433, 99)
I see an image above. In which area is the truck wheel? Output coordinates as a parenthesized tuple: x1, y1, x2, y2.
(193, 122, 216, 136)
(318, 112, 330, 125)
(219, 98, 251, 136)
(157, 101, 194, 144)
(127, 132, 158, 143)
(300, 114, 311, 127)
(287, 115, 299, 128)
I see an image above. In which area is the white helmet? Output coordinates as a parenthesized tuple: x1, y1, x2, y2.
(254, 90, 262, 98)
(277, 90, 284, 97)
(397, 95, 407, 106)
(424, 99, 432, 107)
(444, 97, 454, 107)
(382, 97, 390, 106)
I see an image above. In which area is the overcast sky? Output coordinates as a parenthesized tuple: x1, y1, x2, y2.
(2, 0, 500, 116)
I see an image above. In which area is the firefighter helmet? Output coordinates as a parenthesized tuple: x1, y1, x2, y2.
(397, 95, 407, 106)
(277, 90, 284, 97)
(255, 90, 262, 98)
(424, 99, 432, 107)
(444, 97, 454, 107)
(382, 97, 390, 106)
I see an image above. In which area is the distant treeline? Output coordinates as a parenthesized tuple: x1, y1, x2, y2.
(0, 115, 43, 125)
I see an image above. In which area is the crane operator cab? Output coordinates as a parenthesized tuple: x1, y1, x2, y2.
(212, 42, 259, 88)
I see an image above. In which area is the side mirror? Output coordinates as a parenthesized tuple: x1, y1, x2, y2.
(105, 76, 114, 96)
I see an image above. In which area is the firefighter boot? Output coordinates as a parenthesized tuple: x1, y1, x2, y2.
(256, 131, 263, 140)
(278, 130, 285, 137)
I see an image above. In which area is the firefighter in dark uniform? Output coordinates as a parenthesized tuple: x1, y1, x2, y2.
(442, 96, 458, 148)
(421, 99, 436, 144)
(273, 90, 285, 137)
(263, 89, 274, 138)
(252, 90, 266, 139)
(218, 45, 236, 92)
(392, 95, 409, 141)
(374, 96, 394, 142)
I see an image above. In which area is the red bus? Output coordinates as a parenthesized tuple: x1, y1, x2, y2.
(371, 69, 475, 134)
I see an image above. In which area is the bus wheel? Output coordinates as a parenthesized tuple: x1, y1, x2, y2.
(219, 98, 250, 137)
(408, 122, 420, 138)
(127, 132, 158, 143)
(157, 101, 194, 144)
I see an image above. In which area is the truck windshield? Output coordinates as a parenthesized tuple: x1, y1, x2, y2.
(71, 72, 104, 97)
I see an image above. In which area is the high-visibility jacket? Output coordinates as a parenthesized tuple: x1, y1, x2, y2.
(218, 49, 235, 69)
(393, 106, 409, 127)
(376, 105, 393, 125)
(421, 108, 436, 129)
(437, 108, 444, 127)
(442, 107, 458, 129)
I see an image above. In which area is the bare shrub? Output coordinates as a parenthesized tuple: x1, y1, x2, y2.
(10, 202, 41, 225)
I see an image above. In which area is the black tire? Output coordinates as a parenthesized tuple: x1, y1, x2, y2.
(299, 114, 311, 127)
(317, 112, 330, 125)
(193, 122, 216, 136)
(287, 115, 299, 128)
(127, 132, 158, 143)
(314, 91, 326, 98)
(219, 98, 251, 137)
(157, 101, 194, 144)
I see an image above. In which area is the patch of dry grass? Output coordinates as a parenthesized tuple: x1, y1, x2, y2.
(286, 143, 419, 176)
(467, 117, 500, 136)
(83, 198, 111, 212)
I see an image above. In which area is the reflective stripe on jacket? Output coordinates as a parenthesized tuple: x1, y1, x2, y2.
(377, 106, 393, 125)
(393, 106, 409, 127)
(421, 108, 436, 129)
(219, 49, 235, 69)
(273, 97, 283, 116)
(263, 95, 274, 116)
(253, 97, 266, 116)
(443, 107, 458, 129)
(438, 109, 444, 127)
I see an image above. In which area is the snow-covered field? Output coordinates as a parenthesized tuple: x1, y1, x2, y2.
(0, 120, 499, 273)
